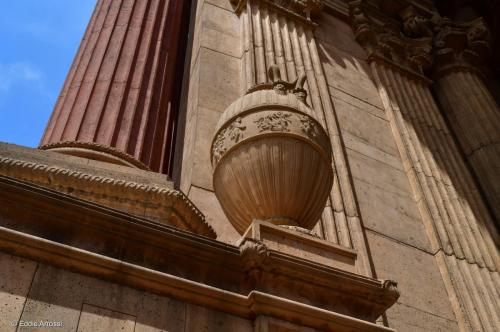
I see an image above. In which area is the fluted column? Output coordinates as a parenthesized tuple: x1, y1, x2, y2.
(432, 18, 500, 222)
(40, 0, 190, 175)
(349, 4, 500, 331)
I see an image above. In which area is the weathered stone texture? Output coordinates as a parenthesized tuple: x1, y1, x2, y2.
(367, 231, 458, 327)
(0, 253, 38, 332)
(13, 257, 249, 332)
(178, 1, 242, 243)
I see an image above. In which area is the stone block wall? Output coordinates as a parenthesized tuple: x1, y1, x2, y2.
(0, 252, 253, 332)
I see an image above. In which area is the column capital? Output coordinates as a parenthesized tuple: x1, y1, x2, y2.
(347, 1, 491, 79)
(348, 1, 433, 80)
(433, 17, 491, 77)
(230, 0, 324, 22)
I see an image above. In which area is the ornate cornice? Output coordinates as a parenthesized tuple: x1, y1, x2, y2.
(348, 1, 433, 80)
(0, 155, 216, 238)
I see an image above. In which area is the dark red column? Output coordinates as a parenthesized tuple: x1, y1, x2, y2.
(40, 0, 190, 175)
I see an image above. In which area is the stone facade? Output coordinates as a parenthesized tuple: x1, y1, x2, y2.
(1, 0, 499, 331)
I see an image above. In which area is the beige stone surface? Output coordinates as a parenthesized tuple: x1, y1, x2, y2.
(197, 47, 242, 112)
(315, 13, 367, 60)
(199, 3, 241, 58)
(319, 42, 383, 109)
(347, 148, 414, 198)
(353, 177, 432, 251)
(18, 263, 188, 332)
(366, 231, 456, 321)
(15, 259, 263, 331)
(0, 142, 215, 238)
(342, 133, 403, 171)
(77, 304, 136, 332)
(184, 304, 253, 332)
(333, 96, 399, 157)
(329, 86, 387, 122)
(192, 107, 221, 191)
(385, 302, 459, 332)
(180, 54, 200, 193)
(189, 185, 240, 243)
(255, 315, 317, 332)
(0, 143, 170, 188)
(206, 0, 234, 12)
(0, 252, 38, 332)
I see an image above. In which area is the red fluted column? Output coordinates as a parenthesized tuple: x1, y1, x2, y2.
(40, 0, 189, 174)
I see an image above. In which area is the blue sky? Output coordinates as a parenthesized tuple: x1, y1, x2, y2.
(0, 1, 96, 147)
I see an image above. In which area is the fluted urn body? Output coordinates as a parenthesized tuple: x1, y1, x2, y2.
(211, 71, 333, 234)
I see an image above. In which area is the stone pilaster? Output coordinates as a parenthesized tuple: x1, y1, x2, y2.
(432, 17, 500, 223)
(40, 0, 190, 174)
(231, 0, 375, 277)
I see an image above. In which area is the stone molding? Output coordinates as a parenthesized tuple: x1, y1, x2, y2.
(230, 0, 324, 23)
(0, 143, 215, 238)
(39, 140, 151, 170)
(0, 175, 399, 327)
(0, 228, 395, 332)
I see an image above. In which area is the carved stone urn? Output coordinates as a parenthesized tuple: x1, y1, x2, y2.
(211, 66, 333, 234)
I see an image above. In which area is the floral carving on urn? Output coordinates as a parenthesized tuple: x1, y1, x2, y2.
(211, 65, 333, 234)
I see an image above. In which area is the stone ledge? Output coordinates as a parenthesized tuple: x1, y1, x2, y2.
(0, 142, 215, 238)
(0, 174, 398, 324)
(239, 220, 358, 273)
(0, 226, 394, 332)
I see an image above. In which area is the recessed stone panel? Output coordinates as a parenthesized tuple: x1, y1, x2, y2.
(319, 43, 383, 109)
(198, 48, 242, 112)
(333, 96, 398, 157)
(385, 302, 459, 332)
(346, 148, 414, 198)
(353, 177, 431, 251)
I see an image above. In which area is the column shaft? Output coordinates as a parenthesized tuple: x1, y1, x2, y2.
(41, 0, 190, 175)
(434, 69, 500, 221)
